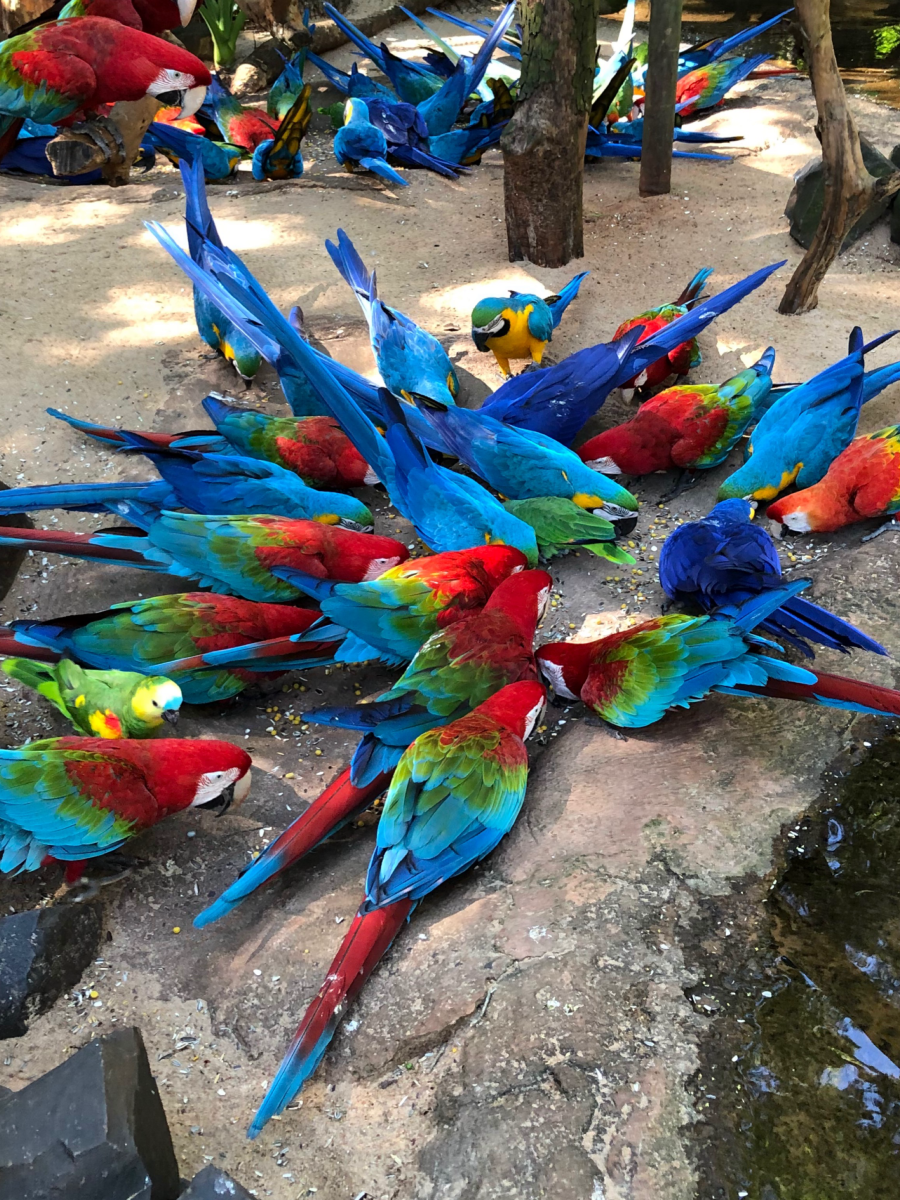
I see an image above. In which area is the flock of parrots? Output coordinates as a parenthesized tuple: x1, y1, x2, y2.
(1, 0, 899, 1144)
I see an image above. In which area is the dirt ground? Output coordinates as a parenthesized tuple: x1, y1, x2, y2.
(1, 8, 900, 1199)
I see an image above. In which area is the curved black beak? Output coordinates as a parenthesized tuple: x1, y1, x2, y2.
(162, 709, 180, 725)
(472, 329, 492, 352)
(206, 782, 235, 818)
(612, 514, 639, 537)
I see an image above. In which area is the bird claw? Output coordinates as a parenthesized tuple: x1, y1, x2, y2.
(861, 520, 897, 543)
(583, 713, 628, 740)
(70, 114, 127, 163)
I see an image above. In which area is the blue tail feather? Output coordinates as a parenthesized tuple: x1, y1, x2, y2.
(547, 271, 589, 328)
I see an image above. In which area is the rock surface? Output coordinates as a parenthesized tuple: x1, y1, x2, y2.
(0, 900, 102, 1039)
(179, 1165, 254, 1198)
(0, 1027, 180, 1199)
(785, 134, 899, 250)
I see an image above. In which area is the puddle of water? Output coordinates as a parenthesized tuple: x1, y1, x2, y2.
(676, 2, 900, 107)
(688, 733, 900, 1199)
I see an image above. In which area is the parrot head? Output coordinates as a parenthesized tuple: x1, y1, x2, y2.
(133, 0, 197, 30)
(475, 680, 547, 741)
(130, 34, 211, 116)
(766, 488, 833, 534)
(471, 299, 512, 352)
(535, 640, 596, 701)
(709, 498, 756, 524)
(483, 568, 553, 635)
(343, 98, 370, 126)
(130, 676, 184, 729)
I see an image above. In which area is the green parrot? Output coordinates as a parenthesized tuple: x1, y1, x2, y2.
(502, 497, 636, 564)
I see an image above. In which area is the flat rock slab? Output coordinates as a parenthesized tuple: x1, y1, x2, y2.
(178, 1165, 254, 1198)
(0, 1026, 180, 1199)
(0, 900, 102, 1039)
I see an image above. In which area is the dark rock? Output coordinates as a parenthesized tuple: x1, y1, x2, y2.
(0, 900, 102, 1039)
(179, 1165, 255, 1199)
(243, 35, 297, 86)
(0, 1027, 180, 1200)
(0, 481, 33, 606)
(785, 134, 899, 250)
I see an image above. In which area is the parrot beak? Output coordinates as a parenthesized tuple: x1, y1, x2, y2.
(208, 781, 235, 818)
(177, 0, 196, 25)
(178, 86, 208, 120)
(162, 708, 180, 725)
(339, 519, 375, 533)
(611, 514, 638, 537)
(471, 315, 509, 352)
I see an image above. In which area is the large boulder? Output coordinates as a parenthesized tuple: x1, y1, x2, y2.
(0, 1027, 180, 1199)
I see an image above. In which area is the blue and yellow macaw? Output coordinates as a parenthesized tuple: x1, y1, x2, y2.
(471, 271, 589, 376)
(326, 226, 459, 404)
(251, 84, 312, 181)
(333, 97, 409, 186)
(145, 121, 240, 181)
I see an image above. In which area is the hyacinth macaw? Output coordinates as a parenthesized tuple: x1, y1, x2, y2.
(349, 96, 468, 179)
(251, 85, 313, 182)
(194, 569, 547, 927)
(50, 395, 376, 491)
(0, 737, 250, 876)
(578, 348, 776, 489)
(326, 226, 460, 405)
(182, 156, 262, 380)
(201, 73, 278, 152)
(658, 499, 887, 658)
(536, 580, 900, 730)
(479, 261, 785, 444)
(248, 679, 546, 1135)
(2, 593, 332, 705)
(0, 444, 374, 530)
(276, 543, 529, 665)
(677, 8, 793, 72)
(471, 272, 589, 377)
(409, 394, 639, 520)
(767, 426, 900, 541)
(145, 120, 241, 181)
(2, 658, 183, 737)
(333, 98, 409, 186)
(0, 17, 210, 160)
(55, 0, 197, 35)
(613, 267, 713, 393)
(674, 54, 774, 118)
(502, 497, 636, 564)
(0, 515, 408, 603)
(718, 328, 899, 503)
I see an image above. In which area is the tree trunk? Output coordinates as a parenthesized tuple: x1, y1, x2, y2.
(778, 0, 900, 314)
(639, 0, 683, 197)
(501, 0, 599, 267)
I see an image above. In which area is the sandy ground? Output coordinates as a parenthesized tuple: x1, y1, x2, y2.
(1, 9, 900, 1199)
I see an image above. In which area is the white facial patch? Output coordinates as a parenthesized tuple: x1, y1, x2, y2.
(148, 68, 196, 97)
(584, 457, 621, 475)
(363, 557, 402, 580)
(536, 585, 550, 619)
(191, 767, 241, 808)
(522, 698, 546, 741)
(781, 511, 812, 532)
(538, 658, 578, 700)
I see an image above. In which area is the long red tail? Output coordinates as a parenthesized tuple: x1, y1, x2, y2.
(249, 898, 413, 1137)
(0, 525, 147, 564)
(193, 766, 393, 927)
(747, 670, 900, 716)
(0, 631, 60, 662)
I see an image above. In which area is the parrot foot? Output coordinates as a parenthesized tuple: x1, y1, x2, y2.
(861, 519, 898, 543)
(70, 115, 127, 164)
(583, 714, 628, 740)
(56, 852, 144, 901)
(659, 470, 699, 503)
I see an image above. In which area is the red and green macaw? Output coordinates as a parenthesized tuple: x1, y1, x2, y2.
(536, 581, 900, 729)
(578, 348, 776, 485)
(50, 398, 375, 491)
(0, 736, 251, 877)
(1, 592, 335, 704)
(194, 568, 549, 927)
(768, 425, 900, 541)
(0, 17, 210, 156)
(248, 678, 546, 1136)
(675, 53, 773, 119)
(613, 267, 713, 393)
(202, 72, 278, 152)
(0, 515, 409, 603)
(56, 0, 196, 35)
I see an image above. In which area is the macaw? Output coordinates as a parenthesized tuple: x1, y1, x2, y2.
(201, 73, 277, 152)
(0, 119, 155, 181)
(321, 1, 448, 104)
(398, 4, 520, 99)
(194, 571, 548, 926)
(471, 271, 589, 377)
(585, 123, 734, 164)
(251, 85, 312, 182)
(267, 45, 308, 121)
(0, 515, 409, 603)
(0, 736, 251, 876)
(677, 8, 793, 72)
(269, 544, 529, 666)
(502, 497, 636, 564)
(613, 267, 714, 394)
(55, 0, 197, 35)
(328, 226, 460, 405)
(536, 580, 900, 730)
(333, 98, 410, 186)
(0, 443, 374, 529)
(151, 102, 206, 134)
(478, 262, 785, 444)
(2, 658, 183, 737)
(606, 114, 742, 151)
(0, 17, 210, 160)
(247, 679, 546, 1135)
(352, 96, 468, 179)
(674, 54, 773, 118)
(2, 593, 333, 705)
(718, 329, 899, 503)
(409, 394, 639, 519)
(427, 76, 513, 166)
(578, 349, 776, 491)
(768, 426, 900, 542)
(658, 499, 887, 658)
(146, 120, 241, 181)
(50, 395, 376, 491)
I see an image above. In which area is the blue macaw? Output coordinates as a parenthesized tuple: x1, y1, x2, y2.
(718, 328, 899, 502)
(323, 1, 445, 103)
(357, 97, 468, 178)
(181, 156, 262, 380)
(478, 260, 786, 444)
(251, 85, 313, 182)
(409, 394, 639, 519)
(677, 8, 793, 72)
(145, 120, 241, 180)
(306, 52, 396, 100)
(658, 498, 887, 659)
(333, 98, 409, 186)
(0, 118, 155, 181)
(0, 446, 373, 528)
(585, 123, 734, 163)
(471, 271, 589, 376)
(403, 5, 522, 82)
(326, 226, 460, 405)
